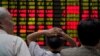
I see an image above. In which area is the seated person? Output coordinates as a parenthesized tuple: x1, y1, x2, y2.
(27, 27, 77, 56)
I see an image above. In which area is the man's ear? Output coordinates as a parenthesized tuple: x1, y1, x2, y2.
(0, 21, 4, 29)
(0, 21, 2, 26)
(0, 20, 3, 24)
(0, 23, 2, 28)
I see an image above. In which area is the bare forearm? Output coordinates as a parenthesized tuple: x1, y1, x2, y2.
(63, 34, 77, 47)
(27, 31, 46, 44)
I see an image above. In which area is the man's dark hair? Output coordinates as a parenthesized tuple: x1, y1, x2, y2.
(77, 19, 100, 46)
(46, 35, 65, 49)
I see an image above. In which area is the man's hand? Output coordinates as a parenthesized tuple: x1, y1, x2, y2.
(43, 28, 58, 36)
(52, 27, 66, 36)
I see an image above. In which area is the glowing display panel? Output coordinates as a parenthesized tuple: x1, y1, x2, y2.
(0, 0, 99, 46)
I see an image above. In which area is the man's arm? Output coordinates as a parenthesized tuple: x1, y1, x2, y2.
(62, 33, 77, 47)
(27, 28, 57, 44)
(27, 30, 47, 44)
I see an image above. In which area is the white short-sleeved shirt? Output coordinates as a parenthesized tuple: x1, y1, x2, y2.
(29, 41, 61, 56)
(0, 29, 31, 56)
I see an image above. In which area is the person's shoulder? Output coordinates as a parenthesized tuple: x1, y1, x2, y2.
(8, 34, 20, 39)
(61, 47, 99, 56)
(45, 51, 55, 56)
(61, 47, 80, 56)
(6, 34, 19, 38)
(62, 47, 78, 51)
(8, 34, 24, 42)
(46, 50, 52, 54)
(61, 47, 79, 54)
(29, 41, 38, 47)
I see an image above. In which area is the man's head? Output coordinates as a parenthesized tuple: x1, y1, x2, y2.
(46, 35, 65, 52)
(0, 7, 13, 34)
(77, 19, 100, 46)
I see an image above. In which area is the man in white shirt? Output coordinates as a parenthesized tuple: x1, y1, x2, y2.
(0, 7, 31, 56)
(27, 27, 77, 56)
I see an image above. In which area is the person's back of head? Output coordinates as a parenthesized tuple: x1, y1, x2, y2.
(0, 7, 13, 34)
(46, 35, 65, 53)
(0, 7, 10, 19)
(77, 19, 100, 46)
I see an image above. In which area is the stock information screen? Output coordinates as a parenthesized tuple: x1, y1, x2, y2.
(0, 0, 99, 46)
